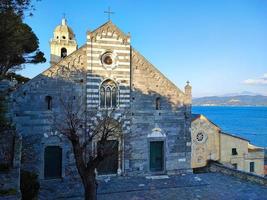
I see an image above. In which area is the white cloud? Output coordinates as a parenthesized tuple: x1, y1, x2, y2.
(243, 73, 267, 85)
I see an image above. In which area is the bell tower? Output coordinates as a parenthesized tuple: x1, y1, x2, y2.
(49, 18, 78, 65)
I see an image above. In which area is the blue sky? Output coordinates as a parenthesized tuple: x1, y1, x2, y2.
(21, 0, 267, 97)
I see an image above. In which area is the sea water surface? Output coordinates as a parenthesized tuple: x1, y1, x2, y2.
(192, 106, 267, 148)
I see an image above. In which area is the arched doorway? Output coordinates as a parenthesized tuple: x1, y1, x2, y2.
(97, 140, 119, 174)
(94, 118, 122, 175)
(148, 127, 166, 173)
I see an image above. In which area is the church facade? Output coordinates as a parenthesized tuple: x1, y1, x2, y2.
(11, 19, 192, 196)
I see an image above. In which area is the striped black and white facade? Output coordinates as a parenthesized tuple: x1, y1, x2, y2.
(84, 21, 192, 175)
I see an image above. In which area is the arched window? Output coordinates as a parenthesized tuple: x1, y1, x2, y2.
(100, 80, 117, 108)
(156, 97, 161, 110)
(45, 96, 52, 110)
(44, 146, 62, 179)
(61, 48, 67, 58)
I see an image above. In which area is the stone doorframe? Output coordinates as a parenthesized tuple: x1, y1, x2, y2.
(147, 127, 167, 174)
(92, 136, 123, 176)
(40, 134, 67, 180)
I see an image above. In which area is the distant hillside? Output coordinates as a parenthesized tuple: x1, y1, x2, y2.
(193, 95, 267, 106)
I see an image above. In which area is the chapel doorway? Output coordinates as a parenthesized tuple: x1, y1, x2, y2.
(44, 146, 62, 179)
(97, 140, 119, 175)
(149, 141, 164, 172)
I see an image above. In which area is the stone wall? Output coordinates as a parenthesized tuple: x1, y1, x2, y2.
(209, 162, 267, 186)
(130, 49, 192, 175)
(191, 115, 220, 169)
(9, 21, 193, 198)
(0, 80, 21, 199)
(11, 47, 87, 199)
(0, 135, 21, 199)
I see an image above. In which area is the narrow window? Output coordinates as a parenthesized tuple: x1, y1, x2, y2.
(61, 47, 67, 58)
(250, 162, 255, 172)
(112, 87, 117, 108)
(156, 97, 161, 110)
(44, 146, 62, 179)
(232, 163, 238, 169)
(45, 96, 52, 110)
(106, 87, 111, 108)
(100, 87, 105, 107)
(232, 148, 237, 155)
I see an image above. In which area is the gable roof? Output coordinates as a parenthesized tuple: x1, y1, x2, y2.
(192, 114, 252, 142)
(12, 45, 87, 94)
(248, 143, 264, 152)
(132, 48, 185, 96)
(88, 20, 130, 44)
(191, 113, 220, 130)
(221, 131, 250, 142)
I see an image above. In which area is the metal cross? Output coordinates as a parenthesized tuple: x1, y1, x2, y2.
(104, 7, 115, 21)
(62, 12, 66, 19)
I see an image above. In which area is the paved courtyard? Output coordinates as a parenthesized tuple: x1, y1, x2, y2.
(95, 172, 267, 200)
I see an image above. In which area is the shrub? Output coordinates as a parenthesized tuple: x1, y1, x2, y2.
(20, 170, 40, 200)
(0, 188, 17, 196)
(0, 163, 10, 172)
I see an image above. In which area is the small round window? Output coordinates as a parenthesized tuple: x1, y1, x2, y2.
(103, 54, 113, 65)
(101, 51, 117, 70)
(196, 132, 204, 142)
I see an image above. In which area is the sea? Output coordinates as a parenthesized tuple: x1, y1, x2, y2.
(192, 106, 267, 148)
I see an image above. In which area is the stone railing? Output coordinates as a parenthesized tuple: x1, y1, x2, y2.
(209, 162, 267, 186)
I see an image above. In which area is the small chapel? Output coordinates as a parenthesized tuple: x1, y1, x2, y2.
(11, 17, 192, 196)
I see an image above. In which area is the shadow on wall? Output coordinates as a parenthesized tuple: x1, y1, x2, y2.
(10, 68, 191, 198)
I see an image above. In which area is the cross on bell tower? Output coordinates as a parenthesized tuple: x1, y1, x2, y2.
(104, 7, 115, 21)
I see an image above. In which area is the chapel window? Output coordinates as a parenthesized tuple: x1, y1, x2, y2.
(156, 97, 161, 110)
(100, 80, 117, 108)
(45, 96, 52, 110)
(61, 47, 67, 58)
(44, 146, 62, 179)
(62, 36, 66, 39)
(232, 148, 238, 156)
(249, 162, 255, 172)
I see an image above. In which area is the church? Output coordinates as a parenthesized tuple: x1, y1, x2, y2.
(11, 18, 192, 196)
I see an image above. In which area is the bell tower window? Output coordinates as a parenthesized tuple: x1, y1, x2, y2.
(61, 48, 67, 58)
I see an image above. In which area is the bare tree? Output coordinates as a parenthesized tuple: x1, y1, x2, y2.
(52, 95, 122, 200)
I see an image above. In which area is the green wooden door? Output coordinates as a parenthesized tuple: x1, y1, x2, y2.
(44, 146, 62, 179)
(150, 141, 164, 172)
(97, 140, 118, 174)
